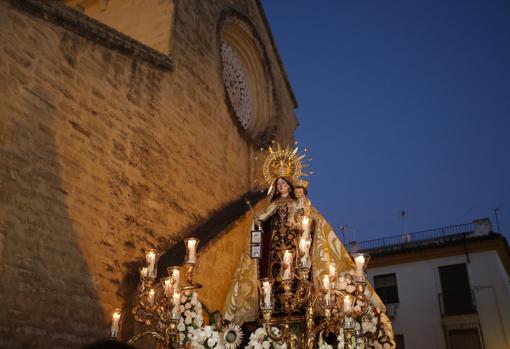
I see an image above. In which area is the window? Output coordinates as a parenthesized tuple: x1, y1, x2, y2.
(444, 324, 483, 349)
(438, 264, 476, 315)
(395, 335, 406, 349)
(374, 273, 399, 304)
(219, 16, 275, 146)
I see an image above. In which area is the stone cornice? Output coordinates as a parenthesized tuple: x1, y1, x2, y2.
(8, 0, 173, 71)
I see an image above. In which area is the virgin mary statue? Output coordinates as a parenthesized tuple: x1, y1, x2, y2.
(222, 144, 395, 349)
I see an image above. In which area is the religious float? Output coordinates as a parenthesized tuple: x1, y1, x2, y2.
(110, 144, 395, 349)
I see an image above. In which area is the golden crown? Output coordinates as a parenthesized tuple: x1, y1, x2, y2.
(295, 179, 309, 189)
(262, 142, 312, 193)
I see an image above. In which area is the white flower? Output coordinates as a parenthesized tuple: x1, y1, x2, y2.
(185, 316, 192, 325)
(270, 327, 281, 337)
(179, 333, 185, 342)
(253, 342, 263, 349)
(354, 305, 362, 313)
(180, 305, 185, 313)
(204, 326, 213, 336)
(181, 295, 188, 303)
(346, 285, 356, 293)
(262, 341, 270, 349)
(194, 316, 204, 327)
(185, 302, 192, 309)
(207, 338, 217, 347)
(177, 322, 185, 332)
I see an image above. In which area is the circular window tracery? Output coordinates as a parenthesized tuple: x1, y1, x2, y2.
(219, 15, 276, 146)
(221, 40, 252, 130)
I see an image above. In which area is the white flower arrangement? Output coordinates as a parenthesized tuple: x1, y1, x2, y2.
(190, 325, 223, 349)
(245, 326, 287, 349)
(190, 322, 244, 349)
(176, 291, 204, 343)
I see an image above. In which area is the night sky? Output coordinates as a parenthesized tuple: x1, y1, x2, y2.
(261, 0, 510, 242)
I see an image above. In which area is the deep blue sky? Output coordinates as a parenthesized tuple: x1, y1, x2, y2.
(262, 0, 510, 242)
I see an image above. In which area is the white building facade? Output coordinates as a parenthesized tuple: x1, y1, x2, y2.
(357, 219, 510, 349)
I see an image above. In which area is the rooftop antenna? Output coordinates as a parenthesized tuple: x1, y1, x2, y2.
(494, 204, 502, 232)
(400, 210, 411, 242)
(338, 225, 349, 244)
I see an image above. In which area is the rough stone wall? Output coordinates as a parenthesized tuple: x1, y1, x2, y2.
(0, 0, 296, 347)
(193, 198, 269, 314)
(66, 0, 174, 54)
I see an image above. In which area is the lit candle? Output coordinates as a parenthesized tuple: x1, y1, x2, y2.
(355, 254, 365, 279)
(147, 289, 155, 305)
(187, 239, 197, 263)
(282, 250, 293, 280)
(302, 216, 310, 239)
(299, 238, 311, 267)
(329, 264, 336, 279)
(329, 263, 336, 288)
(111, 310, 121, 337)
(172, 291, 180, 315)
(172, 268, 180, 289)
(343, 296, 352, 313)
(163, 278, 172, 296)
(323, 275, 331, 303)
(262, 281, 272, 308)
(323, 275, 330, 291)
(146, 251, 156, 275)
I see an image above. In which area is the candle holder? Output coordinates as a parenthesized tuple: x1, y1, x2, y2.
(184, 238, 199, 264)
(258, 278, 274, 311)
(297, 237, 312, 270)
(166, 266, 182, 290)
(144, 249, 161, 279)
(301, 216, 311, 239)
(183, 238, 202, 290)
(328, 263, 337, 289)
(280, 249, 295, 281)
(182, 263, 202, 290)
(110, 308, 121, 338)
(129, 277, 183, 348)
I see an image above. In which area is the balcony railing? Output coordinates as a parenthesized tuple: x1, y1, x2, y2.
(356, 223, 475, 252)
(438, 289, 477, 316)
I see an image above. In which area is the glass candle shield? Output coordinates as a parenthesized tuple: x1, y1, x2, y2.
(258, 278, 274, 310)
(297, 237, 311, 268)
(280, 250, 295, 281)
(110, 309, 121, 338)
(145, 249, 161, 279)
(170, 289, 181, 320)
(353, 253, 370, 282)
(184, 238, 199, 264)
(166, 266, 182, 289)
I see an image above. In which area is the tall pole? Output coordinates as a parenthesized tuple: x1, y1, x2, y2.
(493, 205, 502, 232)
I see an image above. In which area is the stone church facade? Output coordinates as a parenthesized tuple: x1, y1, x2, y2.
(0, 0, 297, 347)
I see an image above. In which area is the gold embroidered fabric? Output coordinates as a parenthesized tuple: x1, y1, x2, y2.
(222, 205, 386, 324)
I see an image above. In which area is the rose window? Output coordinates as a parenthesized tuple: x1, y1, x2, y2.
(221, 40, 252, 130)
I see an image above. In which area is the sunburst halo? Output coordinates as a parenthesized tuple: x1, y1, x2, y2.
(220, 323, 244, 349)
